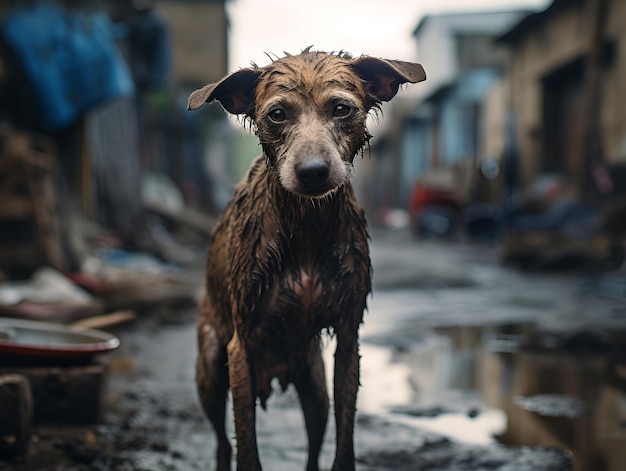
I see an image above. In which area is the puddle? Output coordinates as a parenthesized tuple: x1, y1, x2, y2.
(355, 320, 626, 471)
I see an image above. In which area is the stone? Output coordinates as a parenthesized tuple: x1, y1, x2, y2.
(0, 374, 33, 457)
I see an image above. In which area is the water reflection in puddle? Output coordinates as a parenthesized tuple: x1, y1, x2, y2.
(354, 321, 626, 471)
(482, 330, 626, 471)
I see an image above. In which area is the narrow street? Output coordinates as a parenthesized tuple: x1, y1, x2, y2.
(7, 230, 623, 470)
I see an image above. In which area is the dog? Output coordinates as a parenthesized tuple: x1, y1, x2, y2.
(188, 49, 425, 471)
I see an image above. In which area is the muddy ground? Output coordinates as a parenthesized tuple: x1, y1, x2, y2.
(3, 230, 626, 470)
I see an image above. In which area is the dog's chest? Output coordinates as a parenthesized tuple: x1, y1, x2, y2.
(264, 259, 347, 327)
(245, 239, 367, 343)
(279, 268, 324, 312)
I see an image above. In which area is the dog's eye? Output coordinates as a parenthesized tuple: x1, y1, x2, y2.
(268, 108, 287, 123)
(333, 104, 352, 118)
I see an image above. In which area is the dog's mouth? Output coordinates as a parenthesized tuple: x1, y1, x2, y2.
(279, 174, 340, 199)
(295, 183, 339, 198)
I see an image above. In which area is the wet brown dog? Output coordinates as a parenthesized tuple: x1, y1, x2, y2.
(188, 49, 425, 471)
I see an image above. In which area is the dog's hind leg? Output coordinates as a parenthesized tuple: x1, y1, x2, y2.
(197, 321, 232, 471)
(294, 343, 329, 471)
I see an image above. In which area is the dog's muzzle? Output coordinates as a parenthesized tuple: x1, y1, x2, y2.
(295, 158, 332, 196)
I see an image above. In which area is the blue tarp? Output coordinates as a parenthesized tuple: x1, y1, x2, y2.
(2, 3, 135, 133)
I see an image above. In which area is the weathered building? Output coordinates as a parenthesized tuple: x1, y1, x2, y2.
(398, 10, 528, 206)
(499, 0, 626, 198)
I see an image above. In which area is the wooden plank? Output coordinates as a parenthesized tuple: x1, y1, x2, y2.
(71, 310, 136, 330)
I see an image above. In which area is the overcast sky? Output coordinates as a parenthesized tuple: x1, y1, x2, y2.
(226, 0, 550, 70)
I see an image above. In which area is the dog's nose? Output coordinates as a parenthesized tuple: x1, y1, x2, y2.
(296, 159, 330, 187)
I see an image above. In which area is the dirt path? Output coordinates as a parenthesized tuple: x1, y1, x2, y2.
(7, 233, 625, 470)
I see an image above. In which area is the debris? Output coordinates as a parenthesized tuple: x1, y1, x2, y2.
(0, 364, 108, 425)
(66, 271, 114, 296)
(0, 267, 94, 306)
(514, 394, 587, 419)
(0, 267, 104, 322)
(81, 249, 202, 312)
(0, 300, 103, 323)
(144, 198, 217, 239)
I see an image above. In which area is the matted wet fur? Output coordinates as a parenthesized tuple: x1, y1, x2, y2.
(189, 49, 425, 471)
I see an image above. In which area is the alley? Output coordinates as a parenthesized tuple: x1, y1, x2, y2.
(6, 231, 623, 470)
(1, 1, 626, 470)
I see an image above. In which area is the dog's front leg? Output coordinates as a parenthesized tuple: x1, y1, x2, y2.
(332, 328, 360, 471)
(227, 332, 262, 471)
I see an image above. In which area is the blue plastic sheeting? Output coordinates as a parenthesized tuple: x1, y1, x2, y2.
(2, 3, 135, 133)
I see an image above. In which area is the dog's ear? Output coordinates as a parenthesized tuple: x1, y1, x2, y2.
(350, 57, 426, 104)
(188, 68, 262, 114)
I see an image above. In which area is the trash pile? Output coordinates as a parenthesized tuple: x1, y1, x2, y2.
(0, 236, 205, 459)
